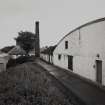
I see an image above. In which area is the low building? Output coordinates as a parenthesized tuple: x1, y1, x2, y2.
(40, 45, 56, 64)
(53, 17, 105, 86)
(8, 45, 26, 58)
(29, 49, 35, 56)
(0, 53, 10, 71)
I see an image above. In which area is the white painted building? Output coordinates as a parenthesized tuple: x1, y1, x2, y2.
(53, 18, 105, 85)
(40, 46, 56, 64)
(0, 53, 10, 71)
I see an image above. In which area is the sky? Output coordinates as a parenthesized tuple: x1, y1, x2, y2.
(0, 0, 105, 48)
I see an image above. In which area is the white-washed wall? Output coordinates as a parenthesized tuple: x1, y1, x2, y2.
(80, 21, 105, 85)
(53, 54, 68, 69)
(73, 56, 96, 81)
(53, 20, 105, 85)
(0, 57, 8, 71)
(54, 30, 80, 55)
(53, 30, 80, 70)
(40, 54, 49, 62)
(40, 53, 54, 64)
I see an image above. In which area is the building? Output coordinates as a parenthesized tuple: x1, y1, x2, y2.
(53, 17, 105, 86)
(0, 52, 10, 71)
(40, 45, 56, 64)
(8, 45, 26, 58)
(29, 49, 35, 56)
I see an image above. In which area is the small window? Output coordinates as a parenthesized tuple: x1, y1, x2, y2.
(58, 54, 61, 60)
(65, 41, 68, 49)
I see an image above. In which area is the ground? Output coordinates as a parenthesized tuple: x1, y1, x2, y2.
(0, 61, 71, 105)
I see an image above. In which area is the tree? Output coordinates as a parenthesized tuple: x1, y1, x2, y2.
(15, 31, 35, 55)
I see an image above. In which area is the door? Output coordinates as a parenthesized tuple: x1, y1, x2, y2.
(68, 55, 73, 70)
(96, 60, 102, 84)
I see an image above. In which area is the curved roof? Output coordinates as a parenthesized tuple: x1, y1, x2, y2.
(56, 17, 105, 47)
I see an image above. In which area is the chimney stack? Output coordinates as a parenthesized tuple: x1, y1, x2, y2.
(35, 21, 40, 57)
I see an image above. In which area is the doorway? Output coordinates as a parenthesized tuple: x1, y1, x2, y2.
(68, 55, 73, 70)
(96, 60, 102, 84)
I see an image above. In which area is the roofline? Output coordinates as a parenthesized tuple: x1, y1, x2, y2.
(56, 17, 105, 47)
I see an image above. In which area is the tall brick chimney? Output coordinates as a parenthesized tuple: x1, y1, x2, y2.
(35, 21, 40, 57)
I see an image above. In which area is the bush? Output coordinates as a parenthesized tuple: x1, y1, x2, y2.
(7, 56, 35, 68)
(6, 58, 16, 68)
(3, 62, 71, 105)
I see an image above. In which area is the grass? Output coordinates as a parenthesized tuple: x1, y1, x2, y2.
(0, 61, 71, 105)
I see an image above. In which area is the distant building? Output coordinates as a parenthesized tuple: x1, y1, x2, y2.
(8, 45, 26, 58)
(40, 45, 56, 64)
(53, 17, 105, 86)
(0, 52, 10, 71)
(29, 49, 35, 56)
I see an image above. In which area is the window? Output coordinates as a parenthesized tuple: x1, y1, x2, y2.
(65, 41, 68, 49)
(58, 54, 61, 60)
